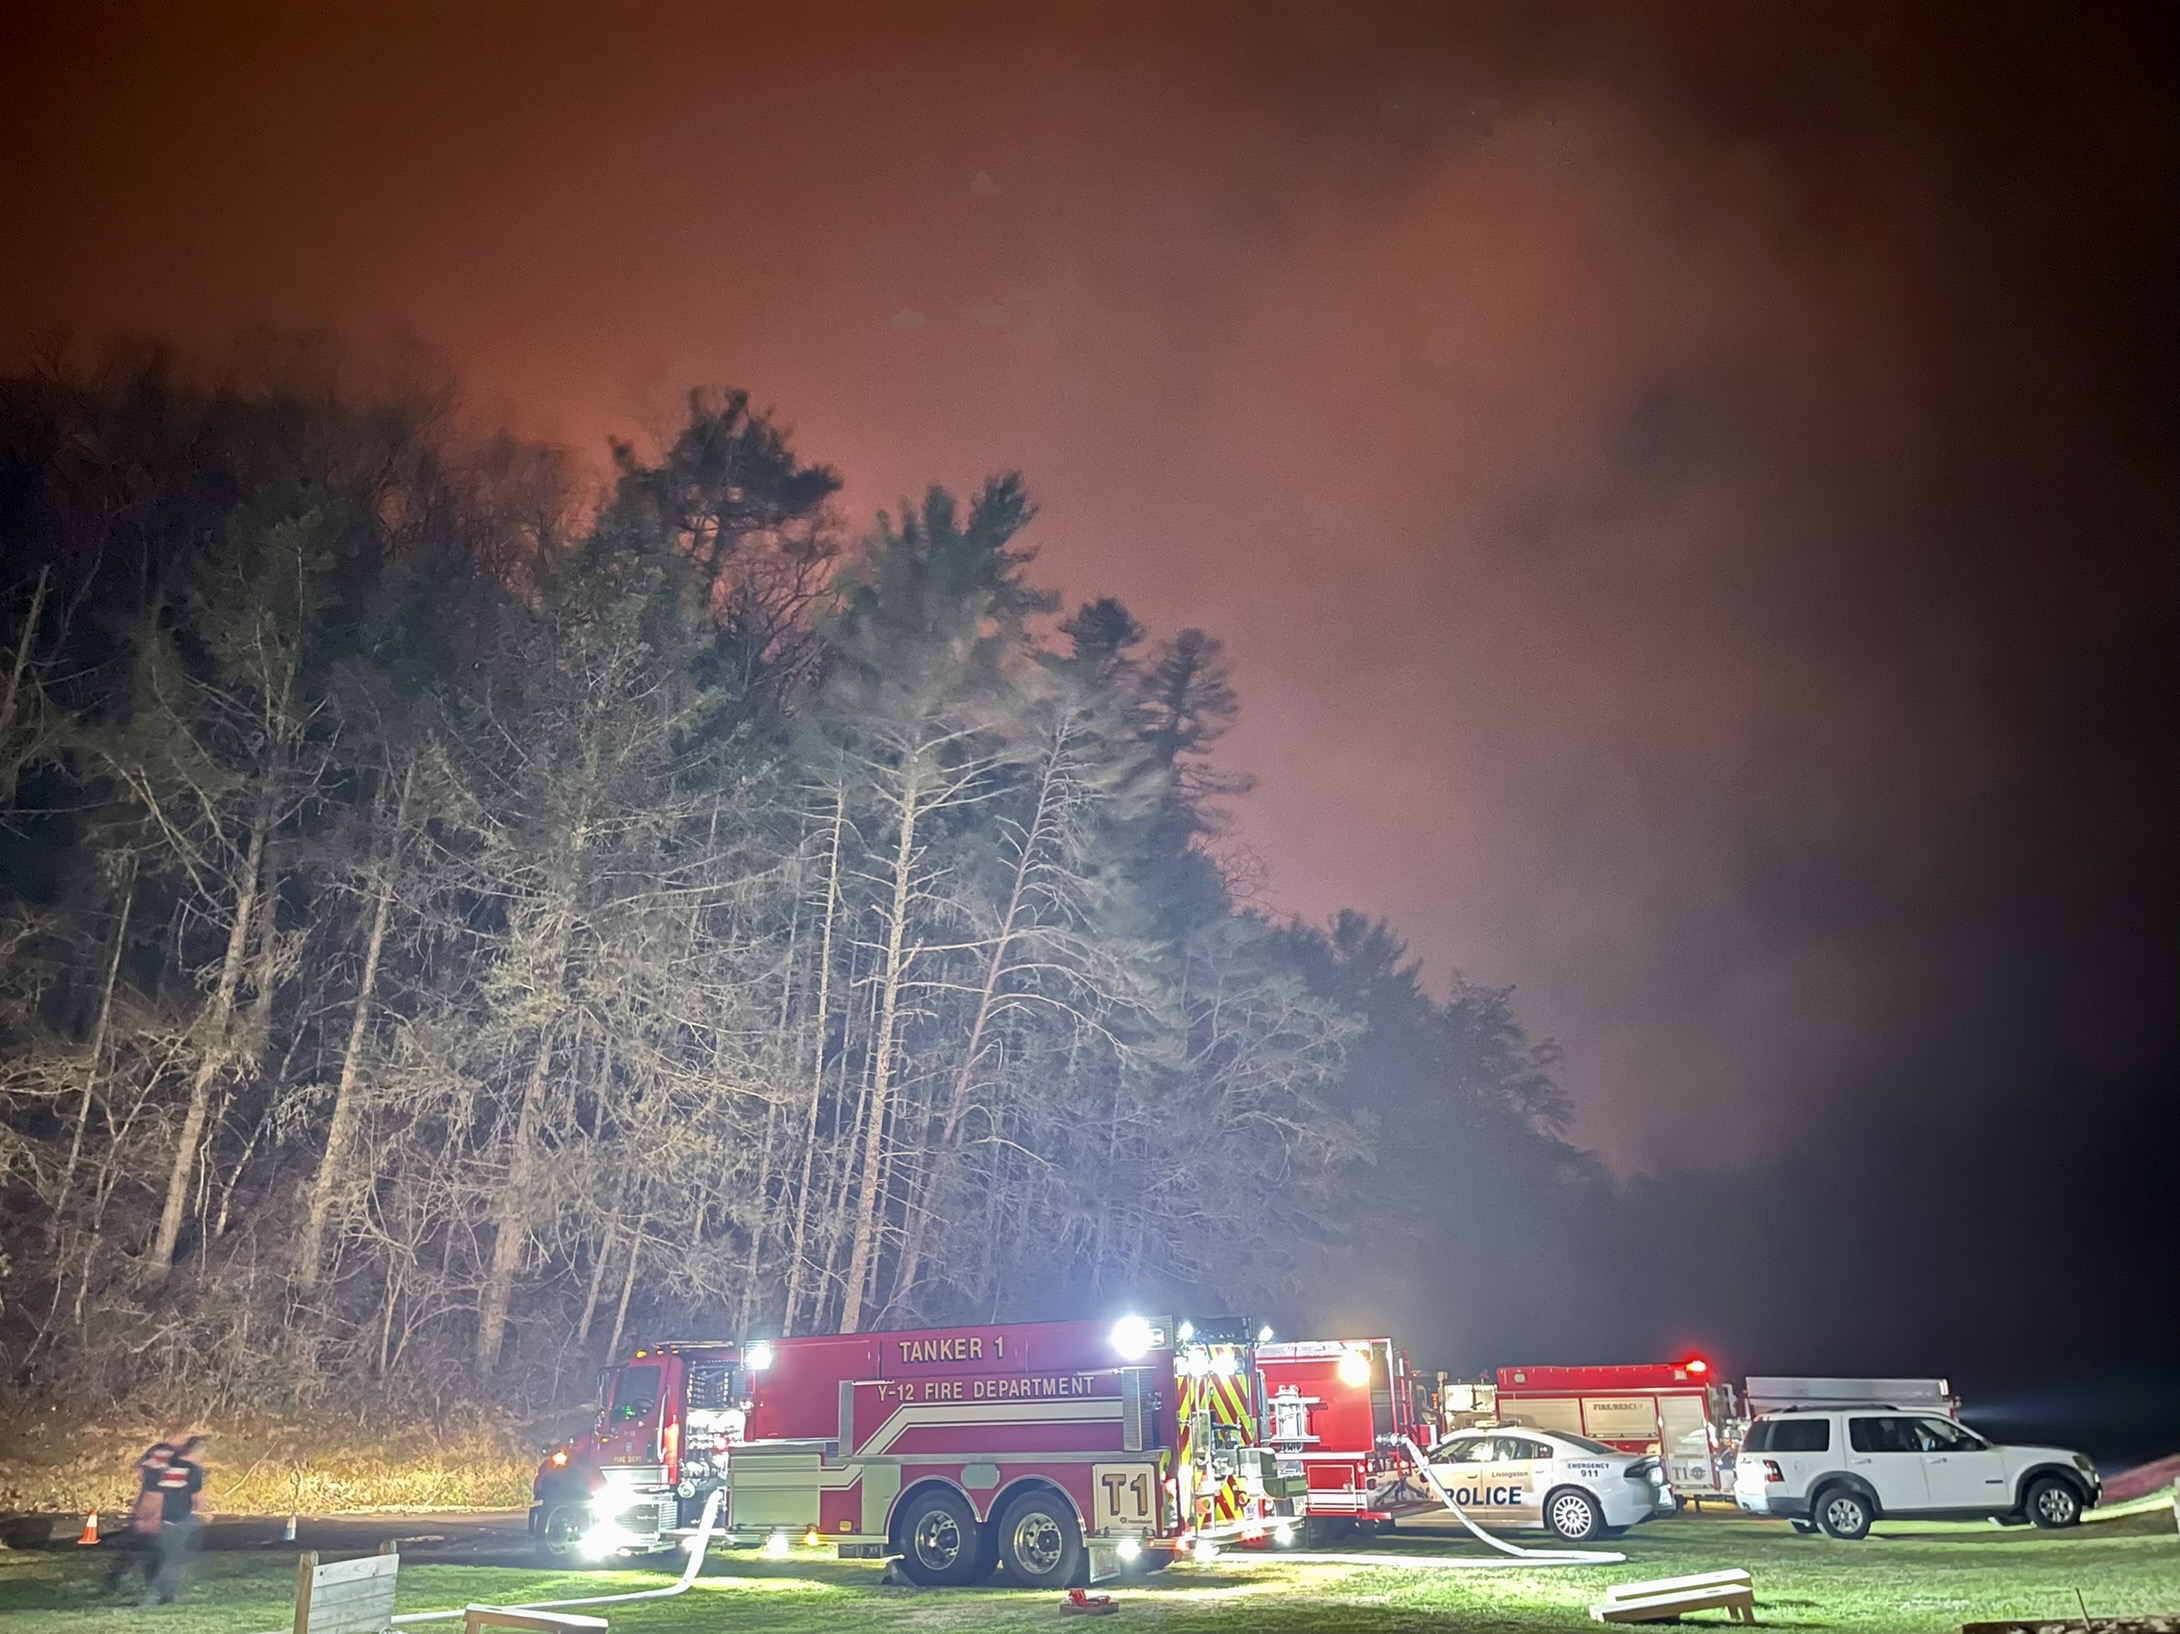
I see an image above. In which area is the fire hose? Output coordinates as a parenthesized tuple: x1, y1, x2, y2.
(386, 1489, 728, 1624)
(1202, 1436, 1625, 1571)
(244, 1489, 727, 1634)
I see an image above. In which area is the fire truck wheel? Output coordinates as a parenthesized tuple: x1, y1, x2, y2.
(893, 1486, 988, 1587)
(1544, 1488, 1604, 1543)
(995, 1487, 1086, 1589)
(1303, 1516, 1353, 1548)
(536, 1502, 589, 1565)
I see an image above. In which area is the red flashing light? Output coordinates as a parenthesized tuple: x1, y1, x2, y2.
(1685, 1358, 1709, 1375)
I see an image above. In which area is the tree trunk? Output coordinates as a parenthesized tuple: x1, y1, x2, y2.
(782, 783, 844, 1336)
(0, 564, 49, 806)
(476, 1030, 553, 1367)
(575, 1221, 617, 1347)
(297, 767, 411, 1288)
(895, 732, 1061, 1307)
(604, 1224, 644, 1363)
(54, 869, 133, 1242)
(148, 790, 271, 1277)
(838, 758, 923, 1334)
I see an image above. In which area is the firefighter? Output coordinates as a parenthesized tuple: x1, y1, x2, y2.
(103, 1437, 175, 1596)
(145, 1435, 208, 1605)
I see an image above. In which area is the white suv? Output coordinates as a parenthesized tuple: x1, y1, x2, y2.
(1733, 1409, 2099, 1539)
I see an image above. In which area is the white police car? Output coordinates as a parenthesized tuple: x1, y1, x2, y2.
(1426, 1428, 1674, 1542)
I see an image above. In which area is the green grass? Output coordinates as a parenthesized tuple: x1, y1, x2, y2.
(2, 1510, 2174, 1633)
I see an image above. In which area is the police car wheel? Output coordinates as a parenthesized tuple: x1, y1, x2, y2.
(894, 1488, 988, 1587)
(995, 1489, 1085, 1588)
(1545, 1489, 1603, 1543)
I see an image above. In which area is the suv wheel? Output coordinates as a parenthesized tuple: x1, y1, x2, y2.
(1815, 1486, 1873, 1540)
(2025, 1476, 2082, 1529)
(1545, 1488, 1603, 1543)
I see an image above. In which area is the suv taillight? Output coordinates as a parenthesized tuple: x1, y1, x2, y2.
(1761, 1459, 1784, 1483)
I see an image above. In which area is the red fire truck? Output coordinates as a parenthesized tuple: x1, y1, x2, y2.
(531, 1314, 1297, 1586)
(1255, 1337, 1433, 1539)
(1492, 1361, 1735, 1496)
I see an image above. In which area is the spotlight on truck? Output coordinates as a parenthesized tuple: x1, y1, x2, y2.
(1111, 1315, 1154, 1359)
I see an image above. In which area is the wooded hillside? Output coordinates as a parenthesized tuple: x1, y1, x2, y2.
(0, 350, 1585, 1411)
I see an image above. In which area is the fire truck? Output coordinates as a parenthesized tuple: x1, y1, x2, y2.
(531, 1314, 1299, 1586)
(1492, 1361, 1736, 1497)
(1255, 1338, 1434, 1540)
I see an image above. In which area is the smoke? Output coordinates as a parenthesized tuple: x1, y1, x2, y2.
(3, 2, 2171, 1173)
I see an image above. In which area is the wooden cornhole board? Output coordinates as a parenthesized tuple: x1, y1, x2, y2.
(1592, 1567, 1756, 1625)
(461, 1610, 608, 1634)
(293, 1545, 400, 1634)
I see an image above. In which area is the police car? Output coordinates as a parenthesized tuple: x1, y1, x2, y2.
(1425, 1428, 1674, 1542)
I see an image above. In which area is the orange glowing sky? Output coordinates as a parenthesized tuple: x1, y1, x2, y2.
(6, 3, 2173, 1171)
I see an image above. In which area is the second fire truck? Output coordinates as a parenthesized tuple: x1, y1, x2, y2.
(1256, 1336, 1434, 1540)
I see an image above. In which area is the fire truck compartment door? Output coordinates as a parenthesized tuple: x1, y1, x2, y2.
(1512, 1395, 1584, 1436)
(725, 1449, 824, 1529)
(860, 1461, 902, 1538)
(1657, 1393, 1716, 1491)
(1094, 1463, 1159, 1533)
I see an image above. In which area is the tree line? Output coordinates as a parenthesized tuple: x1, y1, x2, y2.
(0, 348, 1588, 1411)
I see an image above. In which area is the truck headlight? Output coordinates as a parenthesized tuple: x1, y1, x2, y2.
(581, 1522, 632, 1559)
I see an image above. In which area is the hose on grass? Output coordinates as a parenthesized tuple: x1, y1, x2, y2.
(242, 1489, 726, 1634)
(1396, 1435, 1627, 1565)
(387, 1488, 726, 1624)
(1209, 1437, 1626, 1570)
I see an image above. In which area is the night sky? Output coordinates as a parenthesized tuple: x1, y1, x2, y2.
(5, 3, 2173, 1183)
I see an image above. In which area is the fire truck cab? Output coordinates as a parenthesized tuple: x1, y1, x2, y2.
(1255, 1337, 1431, 1539)
(532, 1315, 1296, 1586)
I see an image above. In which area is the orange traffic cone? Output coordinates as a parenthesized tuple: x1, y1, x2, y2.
(77, 1511, 100, 1546)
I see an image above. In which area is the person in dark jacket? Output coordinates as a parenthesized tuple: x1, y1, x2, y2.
(104, 1439, 175, 1595)
(146, 1435, 206, 1605)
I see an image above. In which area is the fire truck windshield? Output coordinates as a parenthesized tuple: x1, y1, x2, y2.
(607, 1365, 660, 1425)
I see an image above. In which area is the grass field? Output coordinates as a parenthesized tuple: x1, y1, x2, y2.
(2, 1508, 2173, 1633)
